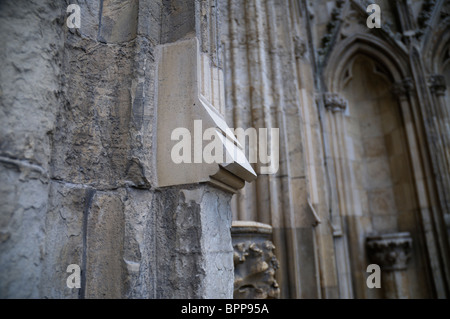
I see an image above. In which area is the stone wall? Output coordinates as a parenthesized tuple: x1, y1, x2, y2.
(0, 0, 236, 299)
(1, 0, 449, 300)
(0, 0, 64, 298)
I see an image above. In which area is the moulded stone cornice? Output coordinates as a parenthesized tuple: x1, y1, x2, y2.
(428, 74, 447, 96)
(366, 232, 413, 271)
(324, 92, 348, 113)
(392, 78, 414, 97)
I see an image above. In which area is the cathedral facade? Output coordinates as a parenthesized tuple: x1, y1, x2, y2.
(0, 0, 449, 299)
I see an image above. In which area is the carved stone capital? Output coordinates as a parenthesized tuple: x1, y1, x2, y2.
(231, 221, 280, 299)
(392, 78, 414, 98)
(324, 93, 347, 113)
(293, 35, 307, 60)
(428, 74, 447, 96)
(366, 232, 413, 271)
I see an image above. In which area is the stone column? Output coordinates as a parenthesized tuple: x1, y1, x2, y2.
(231, 221, 280, 299)
(427, 74, 450, 208)
(323, 93, 347, 239)
(428, 74, 450, 245)
(221, 0, 321, 299)
(392, 77, 450, 297)
(366, 232, 413, 299)
(322, 93, 356, 298)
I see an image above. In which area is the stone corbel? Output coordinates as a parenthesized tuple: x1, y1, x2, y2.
(366, 232, 412, 271)
(366, 232, 413, 298)
(427, 74, 447, 96)
(155, 37, 257, 193)
(323, 92, 348, 113)
(392, 78, 414, 100)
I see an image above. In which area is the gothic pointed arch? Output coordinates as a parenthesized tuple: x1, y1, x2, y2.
(323, 34, 410, 93)
(424, 7, 450, 77)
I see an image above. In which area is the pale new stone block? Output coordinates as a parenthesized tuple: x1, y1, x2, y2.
(201, 54, 212, 105)
(212, 66, 221, 114)
(155, 37, 256, 192)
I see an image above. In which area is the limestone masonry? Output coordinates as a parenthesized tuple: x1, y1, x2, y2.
(0, 0, 449, 299)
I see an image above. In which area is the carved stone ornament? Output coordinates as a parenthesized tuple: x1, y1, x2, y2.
(416, 0, 438, 39)
(324, 93, 348, 113)
(231, 221, 280, 299)
(428, 74, 446, 96)
(392, 78, 414, 98)
(293, 35, 307, 59)
(366, 232, 413, 271)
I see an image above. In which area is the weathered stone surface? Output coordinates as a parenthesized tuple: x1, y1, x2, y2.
(40, 182, 86, 299)
(84, 190, 126, 298)
(151, 186, 234, 299)
(0, 0, 64, 299)
(51, 38, 137, 189)
(2, 0, 449, 301)
(98, 0, 139, 44)
(122, 188, 155, 298)
(0, 1, 63, 171)
(0, 162, 48, 298)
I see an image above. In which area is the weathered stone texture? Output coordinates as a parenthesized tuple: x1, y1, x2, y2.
(40, 182, 86, 299)
(0, 163, 49, 298)
(149, 186, 233, 299)
(2, 0, 449, 301)
(1, 0, 236, 299)
(0, 0, 64, 298)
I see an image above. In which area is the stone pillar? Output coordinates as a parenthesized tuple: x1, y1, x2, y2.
(0, 0, 65, 298)
(428, 73, 450, 249)
(392, 77, 450, 298)
(231, 221, 280, 299)
(427, 74, 450, 207)
(322, 93, 356, 299)
(366, 232, 413, 299)
(221, 0, 319, 299)
(428, 74, 450, 214)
